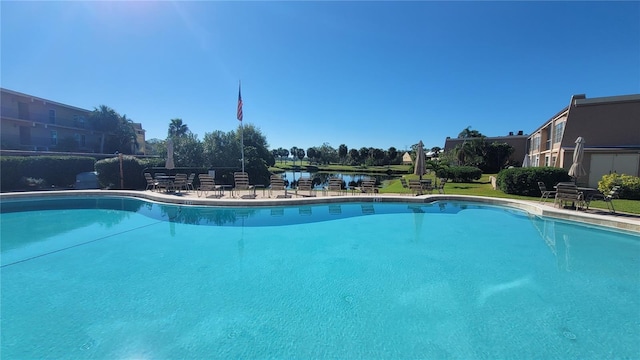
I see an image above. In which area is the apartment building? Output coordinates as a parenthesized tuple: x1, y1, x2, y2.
(0, 88, 146, 154)
(526, 94, 640, 187)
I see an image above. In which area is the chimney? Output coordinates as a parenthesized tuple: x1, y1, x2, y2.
(509, 131, 514, 136)
(517, 130, 523, 135)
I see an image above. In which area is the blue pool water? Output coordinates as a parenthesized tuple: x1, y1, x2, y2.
(1, 197, 639, 359)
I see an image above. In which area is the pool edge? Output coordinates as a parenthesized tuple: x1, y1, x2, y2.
(1, 190, 638, 233)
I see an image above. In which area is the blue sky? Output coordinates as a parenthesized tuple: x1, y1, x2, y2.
(2, 1, 639, 152)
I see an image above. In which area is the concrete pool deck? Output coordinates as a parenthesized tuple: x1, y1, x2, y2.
(1, 189, 639, 233)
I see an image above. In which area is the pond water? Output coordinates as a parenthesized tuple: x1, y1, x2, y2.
(280, 171, 399, 189)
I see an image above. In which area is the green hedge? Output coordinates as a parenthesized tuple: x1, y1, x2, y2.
(598, 173, 640, 200)
(95, 156, 165, 190)
(437, 166, 482, 183)
(0, 156, 96, 191)
(497, 167, 571, 196)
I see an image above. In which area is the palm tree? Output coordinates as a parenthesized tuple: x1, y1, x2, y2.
(168, 118, 189, 138)
(89, 105, 119, 153)
(290, 146, 298, 166)
(457, 126, 484, 139)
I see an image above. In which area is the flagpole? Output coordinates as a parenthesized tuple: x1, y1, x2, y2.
(241, 122, 245, 172)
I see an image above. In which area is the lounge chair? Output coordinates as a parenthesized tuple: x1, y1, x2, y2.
(422, 179, 433, 194)
(269, 175, 290, 198)
(408, 179, 424, 196)
(233, 172, 256, 199)
(399, 178, 409, 190)
(585, 186, 620, 213)
(359, 179, 376, 194)
(537, 181, 556, 203)
(325, 177, 344, 196)
(197, 174, 221, 198)
(435, 178, 447, 194)
(144, 173, 158, 191)
(296, 178, 315, 197)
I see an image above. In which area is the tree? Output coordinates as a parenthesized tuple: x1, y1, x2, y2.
(349, 148, 360, 165)
(202, 124, 273, 185)
(317, 143, 338, 164)
(359, 147, 369, 163)
(306, 147, 317, 163)
(338, 144, 348, 164)
(168, 118, 189, 138)
(107, 114, 138, 154)
(296, 148, 305, 162)
(481, 142, 514, 173)
(431, 146, 442, 157)
(457, 126, 484, 139)
(89, 105, 119, 153)
(172, 133, 204, 167)
(290, 146, 299, 165)
(278, 148, 289, 163)
(145, 138, 164, 156)
(387, 146, 398, 164)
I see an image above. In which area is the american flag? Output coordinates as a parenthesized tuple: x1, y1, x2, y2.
(237, 84, 243, 122)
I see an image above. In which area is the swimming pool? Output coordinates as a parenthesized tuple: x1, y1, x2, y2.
(1, 196, 639, 359)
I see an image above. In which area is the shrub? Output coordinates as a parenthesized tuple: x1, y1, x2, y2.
(95, 156, 164, 190)
(437, 166, 482, 183)
(0, 156, 96, 191)
(598, 173, 640, 200)
(497, 167, 571, 196)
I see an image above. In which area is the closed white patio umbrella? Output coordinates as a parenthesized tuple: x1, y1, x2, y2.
(568, 137, 586, 181)
(414, 140, 426, 180)
(165, 138, 175, 170)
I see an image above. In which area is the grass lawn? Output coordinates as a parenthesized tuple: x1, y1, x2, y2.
(271, 163, 640, 215)
(380, 173, 640, 215)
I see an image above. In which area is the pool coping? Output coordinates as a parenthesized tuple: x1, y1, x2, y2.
(1, 190, 638, 233)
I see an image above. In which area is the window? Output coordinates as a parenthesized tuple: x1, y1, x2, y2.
(545, 126, 552, 150)
(74, 133, 80, 143)
(551, 155, 557, 167)
(81, 134, 86, 146)
(532, 136, 541, 151)
(553, 122, 564, 143)
(50, 130, 58, 145)
(544, 155, 550, 166)
(49, 109, 56, 124)
(534, 155, 540, 167)
(79, 116, 85, 129)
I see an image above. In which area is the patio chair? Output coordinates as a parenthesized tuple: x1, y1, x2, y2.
(186, 173, 196, 192)
(585, 186, 620, 213)
(144, 173, 158, 191)
(296, 177, 315, 197)
(233, 172, 256, 199)
(172, 173, 188, 193)
(537, 182, 556, 203)
(269, 175, 290, 198)
(197, 174, 221, 198)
